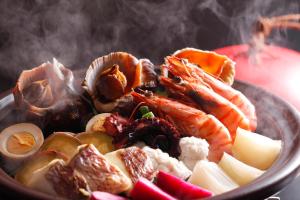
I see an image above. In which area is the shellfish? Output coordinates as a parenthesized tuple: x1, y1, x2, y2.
(82, 52, 157, 113)
(173, 48, 236, 85)
(13, 58, 76, 116)
(13, 58, 93, 135)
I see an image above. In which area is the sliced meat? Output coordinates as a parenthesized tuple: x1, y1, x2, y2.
(120, 146, 155, 183)
(68, 144, 131, 194)
(46, 161, 90, 200)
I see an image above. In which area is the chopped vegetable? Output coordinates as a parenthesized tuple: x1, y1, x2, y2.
(139, 106, 150, 115)
(219, 153, 264, 186)
(39, 132, 82, 161)
(142, 112, 155, 119)
(15, 151, 65, 186)
(90, 192, 128, 200)
(130, 178, 177, 200)
(232, 128, 281, 170)
(76, 132, 115, 154)
(188, 160, 238, 195)
(156, 171, 212, 199)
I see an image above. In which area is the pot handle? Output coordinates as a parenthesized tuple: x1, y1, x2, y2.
(249, 14, 300, 55)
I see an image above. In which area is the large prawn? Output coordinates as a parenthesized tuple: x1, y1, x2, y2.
(131, 91, 232, 162)
(160, 76, 250, 140)
(162, 56, 257, 132)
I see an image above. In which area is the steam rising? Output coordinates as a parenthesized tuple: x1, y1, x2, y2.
(0, 0, 299, 90)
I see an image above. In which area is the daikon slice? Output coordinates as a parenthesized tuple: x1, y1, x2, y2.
(188, 160, 238, 195)
(232, 128, 281, 170)
(219, 153, 264, 185)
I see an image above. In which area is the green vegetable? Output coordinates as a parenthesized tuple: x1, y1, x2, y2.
(142, 112, 155, 119)
(139, 106, 150, 115)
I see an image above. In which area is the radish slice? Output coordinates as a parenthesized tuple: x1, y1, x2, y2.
(130, 178, 176, 200)
(232, 128, 281, 170)
(188, 160, 238, 195)
(157, 171, 212, 199)
(219, 153, 264, 185)
(90, 191, 128, 200)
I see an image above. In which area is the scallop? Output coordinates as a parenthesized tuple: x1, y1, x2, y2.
(0, 123, 44, 174)
(82, 52, 157, 113)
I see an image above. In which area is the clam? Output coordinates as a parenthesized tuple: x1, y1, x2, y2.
(0, 123, 44, 174)
(173, 48, 236, 85)
(82, 52, 157, 113)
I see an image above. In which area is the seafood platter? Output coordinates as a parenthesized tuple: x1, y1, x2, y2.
(0, 48, 300, 200)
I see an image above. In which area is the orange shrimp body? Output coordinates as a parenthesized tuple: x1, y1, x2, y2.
(131, 91, 232, 162)
(165, 56, 257, 131)
(160, 76, 250, 140)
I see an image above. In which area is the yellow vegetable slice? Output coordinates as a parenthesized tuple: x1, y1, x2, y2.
(40, 132, 81, 161)
(76, 132, 115, 154)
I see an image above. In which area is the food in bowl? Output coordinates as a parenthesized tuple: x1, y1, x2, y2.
(0, 48, 281, 199)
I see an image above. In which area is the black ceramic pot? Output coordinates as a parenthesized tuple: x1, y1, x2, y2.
(0, 80, 300, 200)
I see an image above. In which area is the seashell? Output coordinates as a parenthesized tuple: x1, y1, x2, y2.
(13, 58, 93, 135)
(173, 48, 236, 85)
(13, 58, 76, 116)
(82, 52, 157, 113)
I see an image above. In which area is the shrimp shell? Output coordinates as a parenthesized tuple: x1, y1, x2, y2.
(164, 56, 257, 131)
(131, 92, 232, 162)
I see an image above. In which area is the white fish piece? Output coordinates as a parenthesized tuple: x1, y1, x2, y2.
(179, 136, 209, 170)
(142, 146, 191, 180)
